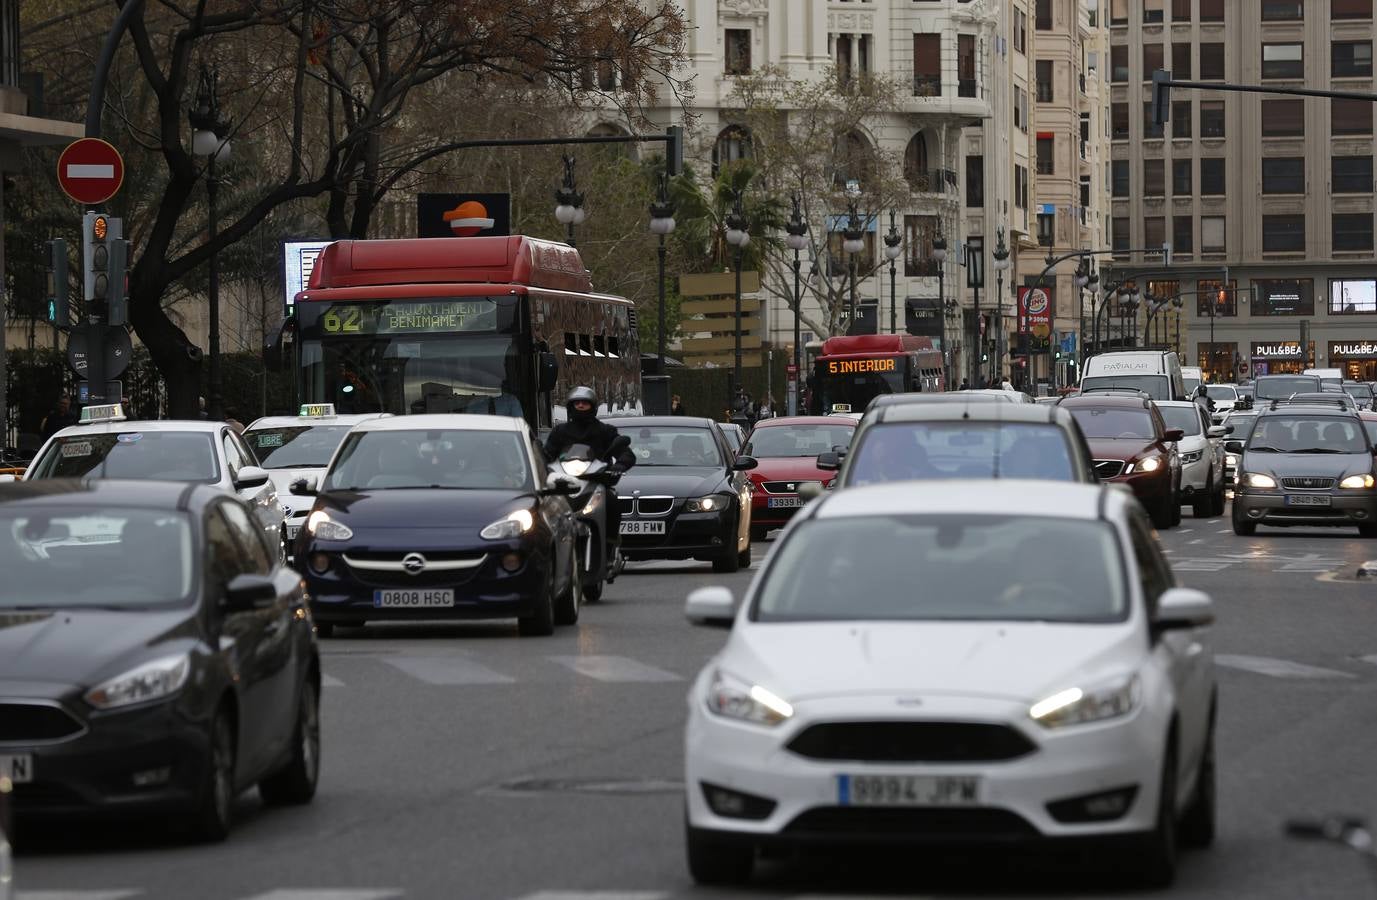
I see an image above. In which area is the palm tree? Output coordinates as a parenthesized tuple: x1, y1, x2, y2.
(669, 161, 785, 274)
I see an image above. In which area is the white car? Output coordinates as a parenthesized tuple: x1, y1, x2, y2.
(22, 404, 288, 557)
(244, 404, 390, 544)
(683, 480, 1215, 888)
(1156, 400, 1227, 517)
(1203, 384, 1238, 423)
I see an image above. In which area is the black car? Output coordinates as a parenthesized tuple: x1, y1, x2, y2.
(0, 479, 319, 840)
(613, 417, 757, 572)
(292, 415, 582, 636)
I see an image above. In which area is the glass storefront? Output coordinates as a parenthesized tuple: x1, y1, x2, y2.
(1197, 342, 1237, 382)
(1251, 341, 1314, 376)
(1330, 341, 1377, 381)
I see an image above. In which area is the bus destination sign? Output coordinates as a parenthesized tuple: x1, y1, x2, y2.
(827, 357, 898, 375)
(320, 300, 498, 336)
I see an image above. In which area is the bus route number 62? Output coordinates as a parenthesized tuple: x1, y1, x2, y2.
(322, 306, 363, 334)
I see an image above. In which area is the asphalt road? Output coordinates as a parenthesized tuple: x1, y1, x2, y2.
(14, 508, 1377, 900)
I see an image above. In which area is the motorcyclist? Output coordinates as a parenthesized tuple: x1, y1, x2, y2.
(544, 386, 637, 540)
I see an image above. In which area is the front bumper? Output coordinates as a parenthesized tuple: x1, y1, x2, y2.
(1179, 457, 1213, 495)
(1232, 489, 1377, 526)
(750, 492, 810, 528)
(620, 507, 737, 561)
(1106, 467, 1173, 505)
(685, 691, 1169, 846)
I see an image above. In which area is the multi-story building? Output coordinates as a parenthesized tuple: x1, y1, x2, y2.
(1108, 0, 1377, 382)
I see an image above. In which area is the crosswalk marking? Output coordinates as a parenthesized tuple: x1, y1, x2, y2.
(238, 892, 403, 900)
(549, 655, 682, 682)
(379, 655, 516, 685)
(1217, 654, 1355, 680)
(17, 892, 142, 900)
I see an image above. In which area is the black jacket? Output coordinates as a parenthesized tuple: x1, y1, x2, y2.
(544, 417, 637, 469)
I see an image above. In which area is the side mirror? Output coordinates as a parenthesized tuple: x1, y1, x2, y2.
(1162, 428, 1185, 443)
(1206, 426, 1228, 438)
(234, 465, 271, 490)
(816, 451, 840, 471)
(731, 454, 758, 471)
(223, 572, 278, 612)
(1152, 587, 1214, 634)
(1224, 440, 1245, 454)
(538, 351, 560, 394)
(290, 476, 318, 496)
(797, 481, 824, 500)
(685, 586, 736, 627)
(542, 472, 580, 496)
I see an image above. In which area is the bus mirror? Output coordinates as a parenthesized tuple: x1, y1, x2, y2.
(538, 352, 559, 393)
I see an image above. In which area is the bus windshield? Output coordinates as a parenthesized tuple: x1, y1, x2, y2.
(813, 358, 906, 413)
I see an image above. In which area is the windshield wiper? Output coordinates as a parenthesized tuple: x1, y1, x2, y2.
(1248, 446, 1282, 452)
(1294, 448, 1347, 454)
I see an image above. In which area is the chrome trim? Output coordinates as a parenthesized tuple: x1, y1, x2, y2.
(761, 480, 820, 495)
(0, 699, 88, 747)
(631, 495, 675, 517)
(342, 554, 486, 572)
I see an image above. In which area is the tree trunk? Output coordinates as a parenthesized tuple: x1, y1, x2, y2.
(129, 270, 203, 419)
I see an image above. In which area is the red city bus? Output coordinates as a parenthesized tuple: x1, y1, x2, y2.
(806, 335, 945, 414)
(290, 236, 641, 431)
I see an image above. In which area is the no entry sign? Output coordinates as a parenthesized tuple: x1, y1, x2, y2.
(57, 138, 125, 205)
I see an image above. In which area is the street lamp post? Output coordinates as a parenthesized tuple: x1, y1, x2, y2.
(965, 240, 985, 387)
(648, 173, 676, 378)
(842, 201, 865, 334)
(931, 231, 948, 382)
(189, 64, 231, 422)
(991, 228, 1010, 386)
(785, 196, 809, 415)
(724, 189, 750, 412)
(554, 154, 587, 247)
(883, 211, 902, 336)
(1072, 262, 1089, 382)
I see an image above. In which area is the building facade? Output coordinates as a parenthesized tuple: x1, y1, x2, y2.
(1108, 0, 1377, 382)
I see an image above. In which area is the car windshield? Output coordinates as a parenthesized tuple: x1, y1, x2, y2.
(1223, 414, 1259, 442)
(749, 424, 855, 458)
(323, 429, 532, 490)
(720, 427, 743, 452)
(1209, 385, 1239, 402)
(1365, 421, 1377, 445)
(1248, 416, 1369, 453)
(28, 432, 219, 483)
(246, 425, 353, 469)
(846, 423, 1076, 483)
(1256, 376, 1321, 400)
(1067, 407, 1156, 440)
(0, 507, 194, 610)
(626, 426, 723, 467)
(1080, 375, 1170, 399)
(1183, 377, 1201, 395)
(1346, 384, 1374, 400)
(1158, 406, 1202, 436)
(754, 515, 1126, 623)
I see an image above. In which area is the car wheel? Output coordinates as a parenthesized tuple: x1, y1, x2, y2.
(1151, 496, 1175, 530)
(583, 578, 604, 603)
(554, 558, 582, 626)
(1211, 479, 1227, 516)
(1129, 741, 1179, 888)
(1179, 710, 1216, 849)
(737, 539, 752, 569)
(518, 568, 556, 636)
(190, 708, 236, 842)
(1191, 485, 1211, 519)
(1232, 506, 1257, 536)
(686, 822, 754, 886)
(259, 679, 321, 806)
(712, 513, 742, 573)
(1170, 491, 1183, 526)
(314, 622, 334, 639)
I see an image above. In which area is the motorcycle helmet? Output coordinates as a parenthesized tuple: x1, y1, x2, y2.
(566, 386, 598, 421)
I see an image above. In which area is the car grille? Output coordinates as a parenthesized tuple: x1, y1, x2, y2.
(616, 497, 634, 515)
(0, 702, 85, 743)
(631, 496, 675, 516)
(784, 807, 1038, 840)
(762, 481, 818, 494)
(1093, 459, 1125, 479)
(1281, 477, 1335, 490)
(786, 721, 1037, 763)
(341, 551, 486, 588)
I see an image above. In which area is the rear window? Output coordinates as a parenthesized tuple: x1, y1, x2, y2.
(1255, 376, 1320, 400)
(846, 422, 1076, 484)
(1080, 375, 1171, 400)
(1158, 406, 1202, 436)
(749, 424, 855, 457)
(1067, 407, 1156, 440)
(29, 432, 219, 483)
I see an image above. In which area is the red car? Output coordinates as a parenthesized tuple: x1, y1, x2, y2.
(743, 416, 858, 540)
(1060, 392, 1185, 529)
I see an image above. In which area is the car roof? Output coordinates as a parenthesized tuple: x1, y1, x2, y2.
(869, 392, 1009, 409)
(54, 419, 226, 438)
(874, 402, 1063, 425)
(1258, 404, 1359, 418)
(614, 416, 719, 428)
(813, 480, 1122, 522)
(1060, 394, 1152, 409)
(1154, 400, 1201, 409)
(246, 413, 389, 430)
(351, 414, 527, 433)
(752, 416, 856, 428)
(0, 478, 219, 511)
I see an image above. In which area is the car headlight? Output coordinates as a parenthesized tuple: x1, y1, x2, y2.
(686, 494, 725, 513)
(1181, 450, 1202, 464)
(561, 459, 590, 477)
(579, 490, 603, 515)
(480, 508, 536, 540)
(85, 653, 191, 710)
(1029, 674, 1140, 729)
(305, 510, 353, 541)
(1125, 455, 1162, 474)
(1340, 474, 1375, 489)
(1244, 472, 1277, 489)
(705, 670, 793, 726)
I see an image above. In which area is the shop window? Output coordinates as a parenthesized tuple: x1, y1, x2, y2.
(1330, 278, 1377, 313)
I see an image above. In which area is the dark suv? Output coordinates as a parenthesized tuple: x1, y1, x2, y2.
(1060, 392, 1184, 529)
(1230, 402, 1377, 536)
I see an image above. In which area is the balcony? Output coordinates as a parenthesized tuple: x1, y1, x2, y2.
(907, 168, 960, 194)
(913, 75, 942, 97)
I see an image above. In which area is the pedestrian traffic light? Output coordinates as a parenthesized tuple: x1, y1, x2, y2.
(45, 238, 68, 327)
(83, 211, 110, 303)
(1150, 69, 1172, 126)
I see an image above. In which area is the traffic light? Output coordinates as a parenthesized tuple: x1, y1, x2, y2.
(46, 238, 68, 327)
(83, 211, 110, 304)
(107, 238, 130, 326)
(1150, 69, 1172, 126)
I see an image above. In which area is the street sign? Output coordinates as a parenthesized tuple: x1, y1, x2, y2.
(786, 363, 798, 376)
(57, 139, 125, 205)
(77, 380, 123, 405)
(67, 324, 133, 379)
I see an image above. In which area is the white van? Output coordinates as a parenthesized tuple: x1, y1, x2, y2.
(1080, 350, 1187, 400)
(1303, 367, 1344, 388)
(1181, 366, 1203, 395)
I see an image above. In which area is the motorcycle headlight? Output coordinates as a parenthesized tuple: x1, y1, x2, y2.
(305, 510, 353, 541)
(1244, 472, 1277, 489)
(686, 494, 725, 513)
(480, 508, 536, 540)
(561, 459, 590, 477)
(85, 653, 191, 710)
(1340, 474, 1375, 489)
(1029, 674, 1140, 729)
(705, 670, 793, 726)
(580, 490, 604, 515)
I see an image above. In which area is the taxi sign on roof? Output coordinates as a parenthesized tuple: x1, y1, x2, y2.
(79, 403, 127, 424)
(830, 403, 852, 413)
(299, 403, 336, 418)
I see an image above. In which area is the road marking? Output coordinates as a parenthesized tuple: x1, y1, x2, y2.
(237, 892, 404, 900)
(380, 655, 515, 685)
(1189, 539, 1204, 545)
(549, 655, 682, 683)
(1217, 654, 1355, 680)
(320, 673, 345, 688)
(17, 893, 142, 900)
(1356, 655, 1377, 667)
(1218, 528, 1233, 533)
(512, 893, 669, 900)
(1178, 528, 1194, 534)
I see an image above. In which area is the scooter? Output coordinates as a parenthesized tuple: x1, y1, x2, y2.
(550, 436, 629, 603)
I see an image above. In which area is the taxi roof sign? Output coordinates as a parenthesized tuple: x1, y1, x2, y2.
(299, 403, 337, 418)
(830, 403, 852, 413)
(79, 402, 127, 424)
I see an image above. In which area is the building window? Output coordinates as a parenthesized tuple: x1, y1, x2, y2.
(1080, 112, 1090, 158)
(1198, 279, 1238, 316)
(1113, 217, 1131, 254)
(1112, 101, 1129, 139)
(725, 29, 751, 75)
(1111, 44, 1128, 82)
(1200, 158, 1225, 195)
(1172, 101, 1192, 138)
(1143, 102, 1164, 138)
(1173, 158, 1193, 193)
(1334, 98, 1374, 135)
(1036, 135, 1055, 174)
(1199, 101, 1225, 137)
(1015, 164, 1028, 209)
(1144, 159, 1165, 195)
(966, 154, 984, 207)
(1262, 44, 1303, 80)
(1262, 157, 1305, 194)
(1261, 0, 1304, 20)
(904, 133, 931, 189)
(1334, 213, 1374, 251)
(1035, 0, 1052, 30)
(1014, 87, 1029, 132)
(1333, 41, 1374, 78)
(1014, 8, 1027, 53)
(1200, 0, 1224, 20)
(958, 34, 977, 97)
(1144, 216, 1166, 249)
(1111, 0, 1129, 24)
(1036, 60, 1054, 102)
(1262, 214, 1305, 252)
(1254, 278, 1314, 316)
(1080, 175, 1091, 219)
(1333, 156, 1374, 193)
(827, 229, 875, 275)
(1143, 45, 1163, 79)
(913, 33, 941, 96)
(1200, 43, 1225, 80)
(712, 125, 752, 176)
(1112, 159, 1130, 196)
(1333, 0, 1373, 20)
(1037, 212, 1055, 246)
(1330, 278, 1377, 313)
(1202, 216, 1226, 251)
(904, 215, 939, 277)
(1173, 215, 1194, 253)
(1261, 99, 1304, 136)
(1172, 43, 1192, 79)
(1144, 0, 1164, 22)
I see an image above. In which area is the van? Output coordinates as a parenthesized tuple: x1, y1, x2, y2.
(1080, 350, 1187, 400)
(1303, 367, 1344, 388)
(1180, 366, 1204, 395)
